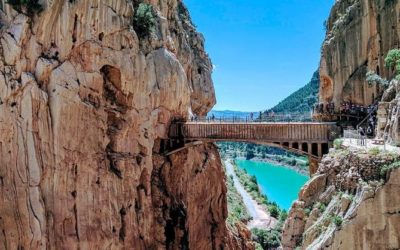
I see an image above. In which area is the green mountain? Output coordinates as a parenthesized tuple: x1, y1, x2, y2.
(266, 71, 320, 114)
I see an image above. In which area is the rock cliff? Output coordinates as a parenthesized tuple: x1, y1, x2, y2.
(282, 149, 400, 249)
(0, 1, 250, 249)
(377, 79, 400, 145)
(319, 0, 400, 107)
(282, 1, 400, 249)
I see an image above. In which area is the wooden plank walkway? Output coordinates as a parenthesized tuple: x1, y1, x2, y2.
(167, 121, 340, 175)
(168, 121, 339, 160)
(170, 122, 338, 142)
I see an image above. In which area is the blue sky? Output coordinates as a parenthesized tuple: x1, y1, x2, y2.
(184, 0, 335, 112)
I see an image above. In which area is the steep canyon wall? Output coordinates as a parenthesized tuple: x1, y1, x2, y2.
(282, 1, 400, 249)
(0, 1, 250, 249)
(319, 0, 400, 106)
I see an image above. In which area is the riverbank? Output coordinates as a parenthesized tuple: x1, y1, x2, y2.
(235, 158, 310, 211)
(217, 142, 309, 176)
(237, 156, 309, 176)
(225, 160, 278, 230)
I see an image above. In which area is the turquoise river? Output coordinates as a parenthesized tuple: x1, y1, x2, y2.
(235, 159, 310, 210)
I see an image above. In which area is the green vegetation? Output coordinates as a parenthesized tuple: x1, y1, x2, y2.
(133, 3, 156, 38)
(6, 0, 42, 15)
(333, 139, 343, 149)
(225, 161, 290, 249)
(177, 2, 195, 27)
(315, 202, 326, 212)
(226, 174, 252, 226)
(251, 228, 281, 250)
(251, 210, 288, 249)
(365, 49, 400, 90)
(266, 70, 319, 114)
(224, 159, 293, 249)
(331, 215, 343, 227)
(380, 160, 400, 178)
(368, 147, 381, 156)
(304, 208, 311, 216)
(233, 164, 283, 219)
(217, 142, 309, 174)
(268, 205, 280, 218)
(246, 149, 255, 160)
(385, 49, 400, 80)
(366, 71, 389, 87)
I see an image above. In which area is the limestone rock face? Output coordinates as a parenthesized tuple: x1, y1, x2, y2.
(377, 79, 400, 145)
(0, 1, 246, 249)
(319, 0, 400, 107)
(281, 150, 400, 250)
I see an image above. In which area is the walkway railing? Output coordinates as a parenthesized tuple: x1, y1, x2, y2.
(343, 129, 361, 139)
(170, 122, 339, 142)
(191, 113, 313, 123)
(356, 101, 379, 129)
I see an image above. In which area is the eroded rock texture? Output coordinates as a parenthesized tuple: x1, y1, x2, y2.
(281, 150, 400, 250)
(0, 1, 247, 249)
(319, 0, 399, 107)
(377, 79, 400, 145)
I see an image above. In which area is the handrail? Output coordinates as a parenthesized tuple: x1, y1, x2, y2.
(356, 101, 379, 129)
(189, 113, 314, 124)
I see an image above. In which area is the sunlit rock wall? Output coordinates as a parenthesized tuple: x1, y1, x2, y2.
(319, 0, 399, 107)
(0, 1, 251, 249)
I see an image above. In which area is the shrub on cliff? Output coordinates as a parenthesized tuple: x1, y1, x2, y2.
(6, 0, 42, 15)
(331, 215, 343, 227)
(368, 147, 381, 156)
(366, 71, 389, 87)
(133, 3, 156, 38)
(333, 139, 343, 149)
(268, 204, 280, 218)
(251, 228, 281, 250)
(380, 160, 400, 179)
(246, 149, 255, 160)
(385, 49, 400, 80)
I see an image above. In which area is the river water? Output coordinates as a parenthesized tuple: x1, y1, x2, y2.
(235, 159, 310, 211)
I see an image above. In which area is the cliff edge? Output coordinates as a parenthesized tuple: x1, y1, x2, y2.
(0, 1, 251, 249)
(282, 148, 400, 249)
(319, 0, 399, 107)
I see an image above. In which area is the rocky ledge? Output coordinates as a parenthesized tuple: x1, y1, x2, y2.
(282, 148, 400, 249)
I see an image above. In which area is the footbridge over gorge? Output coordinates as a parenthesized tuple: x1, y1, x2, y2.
(166, 120, 340, 175)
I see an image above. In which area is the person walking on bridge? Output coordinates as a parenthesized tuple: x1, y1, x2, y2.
(358, 126, 366, 146)
(270, 111, 275, 121)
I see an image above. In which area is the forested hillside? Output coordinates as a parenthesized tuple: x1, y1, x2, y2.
(266, 71, 319, 114)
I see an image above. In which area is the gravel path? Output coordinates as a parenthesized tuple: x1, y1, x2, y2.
(225, 160, 277, 229)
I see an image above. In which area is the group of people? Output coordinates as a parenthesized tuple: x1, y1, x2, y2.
(314, 101, 377, 118)
(314, 102, 335, 114)
(359, 111, 377, 135)
(339, 102, 377, 117)
(358, 122, 376, 145)
(191, 114, 217, 122)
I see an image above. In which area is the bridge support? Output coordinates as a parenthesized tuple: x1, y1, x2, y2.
(318, 144, 323, 158)
(309, 157, 319, 176)
(307, 143, 312, 156)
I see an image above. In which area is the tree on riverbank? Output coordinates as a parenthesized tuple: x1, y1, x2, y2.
(217, 142, 309, 174)
(231, 162, 290, 249)
(246, 149, 255, 160)
(233, 164, 285, 219)
(226, 175, 252, 226)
